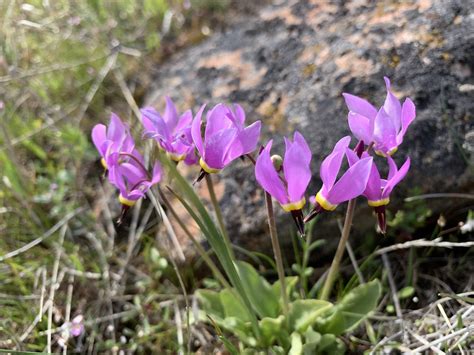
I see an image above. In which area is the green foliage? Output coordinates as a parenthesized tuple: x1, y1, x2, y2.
(316, 280, 382, 336)
(197, 261, 382, 352)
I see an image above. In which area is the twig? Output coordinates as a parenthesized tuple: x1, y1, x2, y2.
(375, 238, 474, 255)
(407, 329, 445, 355)
(147, 191, 186, 262)
(76, 51, 118, 124)
(174, 301, 185, 355)
(381, 253, 405, 341)
(411, 325, 474, 353)
(0, 207, 84, 261)
(370, 330, 402, 354)
(158, 187, 231, 289)
(405, 193, 474, 202)
(47, 224, 68, 352)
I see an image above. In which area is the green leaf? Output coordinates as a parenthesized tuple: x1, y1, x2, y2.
(302, 327, 321, 355)
(317, 280, 381, 335)
(236, 261, 279, 318)
(288, 299, 333, 333)
(259, 316, 289, 348)
(220, 289, 250, 322)
(272, 276, 299, 301)
(289, 332, 303, 355)
(318, 334, 345, 354)
(196, 289, 225, 319)
(163, 156, 260, 336)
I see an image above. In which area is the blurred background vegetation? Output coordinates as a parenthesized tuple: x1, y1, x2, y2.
(0, 0, 234, 352)
(0, 0, 472, 353)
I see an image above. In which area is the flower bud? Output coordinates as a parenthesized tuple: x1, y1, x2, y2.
(271, 154, 283, 171)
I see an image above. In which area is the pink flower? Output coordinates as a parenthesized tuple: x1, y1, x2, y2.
(343, 77, 416, 156)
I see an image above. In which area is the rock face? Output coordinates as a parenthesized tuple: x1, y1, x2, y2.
(147, 0, 474, 254)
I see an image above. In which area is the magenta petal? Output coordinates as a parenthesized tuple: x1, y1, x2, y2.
(345, 148, 359, 167)
(283, 132, 312, 202)
(327, 157, 373, 204)
(120, 162, 145, 186)
(225, 120, 261, 163)
(373, 107, 398, 153)
(233, 104, 246, 125)
(255, 140, 288, 205)
(151, 162, 162, 184)
(396, 98, 416, 145)
(175, 110, 193, 132)
(203, 128, 237, 169)
(387, 155, 398, 180)
(342, 93, 378, 119)
(108, 113, 126, 142)
(382, 157, 410, 198)
(320, 136, 351, 190)
(164, 96, 179, 131)
(383, 77, 402, 131)
(92, 124, 107, 156)
(348, 112, 374, 143)
(334, 136, 352, 151)
(364, 162, 382, 201)
(205, 104, 233, 140)
(141, 107, 171, 142)
(191, 104, 206, 156)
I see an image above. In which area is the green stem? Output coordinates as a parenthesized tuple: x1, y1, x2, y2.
(158, 187, 231, 290)
(205, 174, 233, 257)
(300, 230, 313, 298)
(265, 192, 289, 315)
(320, 199, 356, 301)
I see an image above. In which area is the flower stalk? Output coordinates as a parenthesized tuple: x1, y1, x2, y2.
(320, 198, 357, 301)
(264, 192, 289, 315)
(205, 174, 234, 258)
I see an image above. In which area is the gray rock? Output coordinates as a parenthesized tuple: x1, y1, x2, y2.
(147, 0, 474, 254)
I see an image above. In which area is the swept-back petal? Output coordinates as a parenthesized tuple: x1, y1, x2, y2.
(163, 96, 179, 131)
(373, 107, 398, 153)
(348, 112, 374, 143)
(327, 157, 373, 204)
(140, 107, 170, 141)
(320, 136, 351, 190)
(205, 104, 233, 139)
(382, 157, 410, 198)
(175, 110, 193, 133)
(108, 113, 126, 142)
(342, 93, 378, 119)
(283, 132, 312, 202)
(255, 140, 288, 205)
(92, 124, 107, 156)
(191, 104, 206, 156)
(225, 121, 261, 163)
(383, 77, 402, 131)
(203, 128, 237, 169)
(396, 98, 416, 145)
(151, 162, 162, 184)
(364, 163, 382, 202)
(233, 104, 246, 125)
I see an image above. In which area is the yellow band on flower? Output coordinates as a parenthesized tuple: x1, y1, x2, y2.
(199, 158, 221, 174)
(101, 158, 107, 169)
(167, 152, 186, 162)
(315, 191, 337, 211)
(368, 198, 390, 207)
(375, 147, 397, 157)
(281, 197, 306, 212)
(119, 194, 136, 207)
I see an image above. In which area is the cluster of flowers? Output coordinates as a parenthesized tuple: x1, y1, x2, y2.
(92, 77, 415, 233)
